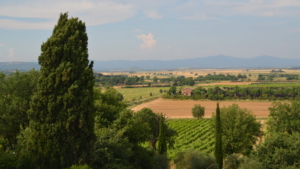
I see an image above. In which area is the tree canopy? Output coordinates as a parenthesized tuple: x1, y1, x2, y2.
(21, 13, 95, 168)
(212, 104, 262, 156)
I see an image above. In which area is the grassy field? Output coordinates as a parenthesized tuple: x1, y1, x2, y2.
(167, 119, 214, 159)
(110, 87, 170, 106)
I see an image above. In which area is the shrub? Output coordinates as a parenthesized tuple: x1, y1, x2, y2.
(174, 150, 219, 169)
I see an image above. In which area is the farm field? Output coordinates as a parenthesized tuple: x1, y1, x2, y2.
(115, 87, 170, 102)
(133, 98, 273, 118)
(167, 119, 214, 159)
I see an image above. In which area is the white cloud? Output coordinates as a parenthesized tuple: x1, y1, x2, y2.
(0, 0, 135, 30)
(0, 43, 4, 47)
(133, 29, 141, 32)
(136, 33, 156, 49)
(143, 10, 162, 19)
(8, 48, 14, 58)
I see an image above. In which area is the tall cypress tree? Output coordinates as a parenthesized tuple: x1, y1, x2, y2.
(26, 13, 95, 168)
(157, 114, 167, 154)
(214, 103, 223, 169)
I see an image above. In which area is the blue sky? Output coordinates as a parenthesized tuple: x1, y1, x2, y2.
(0, 0, 300, 62)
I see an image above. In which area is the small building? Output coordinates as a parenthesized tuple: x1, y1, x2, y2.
(182, 88, 193, 96)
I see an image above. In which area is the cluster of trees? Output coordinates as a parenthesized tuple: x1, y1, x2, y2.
(258, 73, 299, 81)
(195, 73, 241, 81)
(165, 86, 300, 101)
(0, 13, 177, 169)
(223, 102, 300, 168)
(205, 102, 300, 169)
(94, 74, 145, 86)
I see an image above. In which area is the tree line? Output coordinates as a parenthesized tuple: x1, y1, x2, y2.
(164, 86, 300, 100)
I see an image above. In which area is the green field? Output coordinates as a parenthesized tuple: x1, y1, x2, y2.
(167, 119, 214, 159)
(116, 87, 166, 101)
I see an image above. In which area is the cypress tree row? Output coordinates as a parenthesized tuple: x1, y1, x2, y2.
(214, 103, 223, 169)
(157, 114, 167, 154)
(26, 13, 95, 168)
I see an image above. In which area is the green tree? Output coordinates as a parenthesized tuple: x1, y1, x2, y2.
(253, 132, 300, 169)
(168, 86, 177, 95)
(267, 101, 300, 135)
(22, 13, 95, 168)
(134, 108, 177, 151)
(191, 104, 205, 119)
(146, 75, 150, 80)
(153, 76, 158, 82)
(214, 103, 223, 169)
(212, 104, 262, 156)
(157, 114, 167, 155)
(159, 89, 163, 94)
(0, 70, 39, 151)
(94, 87, 126, 128)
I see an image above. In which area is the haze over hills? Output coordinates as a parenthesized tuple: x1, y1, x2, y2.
(1, 55, 300, 71)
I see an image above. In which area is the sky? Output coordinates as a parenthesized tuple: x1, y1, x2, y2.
(0, 0, 300, 62)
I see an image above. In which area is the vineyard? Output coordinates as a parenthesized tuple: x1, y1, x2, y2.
(167, 119, 214, 159)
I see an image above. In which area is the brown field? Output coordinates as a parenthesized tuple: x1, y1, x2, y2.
(133, 98, 273, 118)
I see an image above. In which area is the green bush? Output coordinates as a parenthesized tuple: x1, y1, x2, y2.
(174, 150, 219, 169)
(66, 164, 92, 169)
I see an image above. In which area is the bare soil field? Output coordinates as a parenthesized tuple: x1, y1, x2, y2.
(133, 98, 273, 118)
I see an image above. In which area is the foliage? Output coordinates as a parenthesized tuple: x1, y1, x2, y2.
(167, 85, 300, 101)
(23, 13, 95, 168)
(157, 114, 167, 154)
(195, 73, 239, 81)
(0, 150, 17, 169)
(214, 103, 223, 169)
(94, 87, 127, 128)
(174, 150, 219, 169)
(0, 70, 39, 151)
(237, 156, 263, 169)
(212, 104, 262, 156)
(254, 132, 300, 169)
(92, 127, 133, 169)
(66, 164, 92, 169)
(192, 104, 205, 119)
(223, 154, 240, 169)
(168, 86, 177, 95)
(93, 109, 170, 169)
(267, 101, 300, 135)
(134, 108, 177, 151)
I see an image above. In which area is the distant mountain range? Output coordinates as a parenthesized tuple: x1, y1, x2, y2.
(1, 55, 300, 71)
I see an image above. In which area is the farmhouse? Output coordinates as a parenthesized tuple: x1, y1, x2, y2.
(182, 88, 193, 96)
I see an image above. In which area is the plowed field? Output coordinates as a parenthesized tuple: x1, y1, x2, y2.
(133, 98, 273, 118)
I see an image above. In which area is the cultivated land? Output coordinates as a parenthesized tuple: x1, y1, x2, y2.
(132, 98, 273, 118)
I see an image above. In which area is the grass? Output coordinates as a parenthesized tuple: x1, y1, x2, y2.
(115, 87, 170, 106)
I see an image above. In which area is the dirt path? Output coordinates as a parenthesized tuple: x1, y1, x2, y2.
(133, 98, 273, 118)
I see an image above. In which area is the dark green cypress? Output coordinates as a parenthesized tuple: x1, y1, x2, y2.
(26, 13, 95, 169)
(157, 114, 167, 154)
(214, 103, 223, 169)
